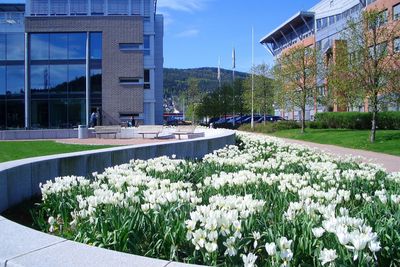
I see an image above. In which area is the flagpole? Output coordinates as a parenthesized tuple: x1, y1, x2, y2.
(251, 27, 255, 130)
(232, 48, 236, 127)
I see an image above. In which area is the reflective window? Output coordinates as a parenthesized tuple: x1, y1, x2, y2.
(144, 35, 150, 55)
(49, 99, 68, 128)
(68, 99, 85, 127)
(144, 69, 150, 89)
(0, 100, 5, 129)
(394, 37, 400, 53)
(90, 32, 102, 59)
(70, 0, 88, 15)
(50, 33, 68, 60)
(6, 100, 24, 128)
(0, 34, 5, 60)
(31, 100, 49, 128)
(50, 0, 68, 15)
(90, 68, 102, 94)
(49, 65, 68, 95)
(30, 65, 49, 96)
(394, 4, 400, 20)
(68, 64, 86, 95)
(31, 34, 49, 60)
(0, 66, 5, 96)
(6, 65, 24, 95)
(68, 33, 86, 59)
(108, 0, 128, 15)
(91, 0, 104, 15)
(119, 43, 140, 50)
(7, 33, 24, 60)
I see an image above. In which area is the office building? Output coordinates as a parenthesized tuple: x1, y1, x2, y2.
(0, 0, 164, 129)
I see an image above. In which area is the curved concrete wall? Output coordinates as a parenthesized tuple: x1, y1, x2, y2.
(0, 129, 235, 267)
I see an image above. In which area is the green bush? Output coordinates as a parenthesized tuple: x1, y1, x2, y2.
(313, 112, 400, 130)
(239, 121, 301, 133)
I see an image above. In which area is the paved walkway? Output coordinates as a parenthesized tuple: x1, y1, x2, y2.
(278, 137, 400, 173)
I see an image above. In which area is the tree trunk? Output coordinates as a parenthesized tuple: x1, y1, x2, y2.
(370, 94, 378, 143)
(301, 108, 306, 134)
(263, 112, 266, 125)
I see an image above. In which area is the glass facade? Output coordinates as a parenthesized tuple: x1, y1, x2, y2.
(0, 32, 25, 129)
(29, 32, 102, 129)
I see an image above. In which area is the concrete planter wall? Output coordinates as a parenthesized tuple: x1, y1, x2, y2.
(0, 129, 235, 267)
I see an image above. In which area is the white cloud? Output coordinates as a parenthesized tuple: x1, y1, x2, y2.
(176, 29, 199, 38)
(157, 0, 208, 12)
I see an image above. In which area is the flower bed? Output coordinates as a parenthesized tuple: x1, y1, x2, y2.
(34, 132, 400, 266)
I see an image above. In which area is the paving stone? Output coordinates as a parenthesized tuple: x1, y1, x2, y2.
(8, 240, 169, 267)
(0, 219, 65, 267)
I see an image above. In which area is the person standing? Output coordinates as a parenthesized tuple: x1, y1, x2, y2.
(90, 112, 97, 128)
(131, 116, 136, 127)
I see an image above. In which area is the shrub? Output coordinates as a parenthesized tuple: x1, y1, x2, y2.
(314, 112, 400, 130)
(239, 121, 301, 133)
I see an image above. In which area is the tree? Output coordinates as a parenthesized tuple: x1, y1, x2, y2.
(338, 10, 400, 142)
(326, 41, 364, 111)
(243, 63, 274, 123)
(273, 45, 319, 133)
(185, 78, 202, 124)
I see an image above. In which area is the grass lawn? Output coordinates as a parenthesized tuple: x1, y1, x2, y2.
(0, 141, 113, 163)
(269, 128, 400, 156)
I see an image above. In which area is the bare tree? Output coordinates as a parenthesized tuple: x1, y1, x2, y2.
(273, 45, 319, 133)
(339, 10, 400, 142)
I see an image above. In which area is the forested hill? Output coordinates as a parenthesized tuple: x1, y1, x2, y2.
(164, 67, 249, 97)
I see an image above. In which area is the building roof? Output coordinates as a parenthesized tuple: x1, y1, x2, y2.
(259, 11, 314, 44)
(0, 0, 25, 12)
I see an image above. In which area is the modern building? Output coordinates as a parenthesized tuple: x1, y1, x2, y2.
(0, 0, 164, 130)
(260, 0, 400, 120)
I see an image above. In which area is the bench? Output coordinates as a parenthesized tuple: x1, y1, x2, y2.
(94, 126, 121, 139)
(136, 125, 164, 139)
(172, 125, 197, 140)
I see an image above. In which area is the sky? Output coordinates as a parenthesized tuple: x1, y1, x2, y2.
(157, 0, 320, 72)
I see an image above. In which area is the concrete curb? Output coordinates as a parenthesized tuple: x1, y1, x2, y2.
(0, 129, 234, 267)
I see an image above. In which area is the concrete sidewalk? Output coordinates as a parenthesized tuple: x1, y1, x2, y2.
(278, 137, 400, 173)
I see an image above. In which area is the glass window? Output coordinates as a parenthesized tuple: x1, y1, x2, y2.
(90, 68, 102, 94)
(90, 32, 102, 59)
(6, 100, 24, 128)
(144, 35, 150, 55)
(119, 43, 140, 50)
(68, 64, 86, 95)
(144, 69, 150, 89)
(91, 0, 104, 15)
(329, 16, 335, 25)
(0, 66, 5, 96)
(335, 14, 341, 22)
(108, 0, 128, 15)
(49, 65, 68, 95)
(394, 4, 400, 20)
(7, 33, 24, 60)
(68, 33, 86, 60)
(50, 0, 68, 15)
(377, 10, 388, 27)
(49, 33, 68, 60)
(0, 34, 5, 60)
(6, 65, 24, 95)
(31, 0, 49, 15)
(49, 99, 68, 128)
(31, 100, 49, 128)
(0, 100, 5, 129)
(394, 37, 400, 53)
(30, 65, 49, 96)
(119, 77, 140, 84)
(70, 0, 88, 15)
(68, 99, 85, 127)
(132, 0, 141, 15)
(31, 34, 49, 60)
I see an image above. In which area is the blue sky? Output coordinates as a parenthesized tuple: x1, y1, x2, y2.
(157, 0, 320, 72)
